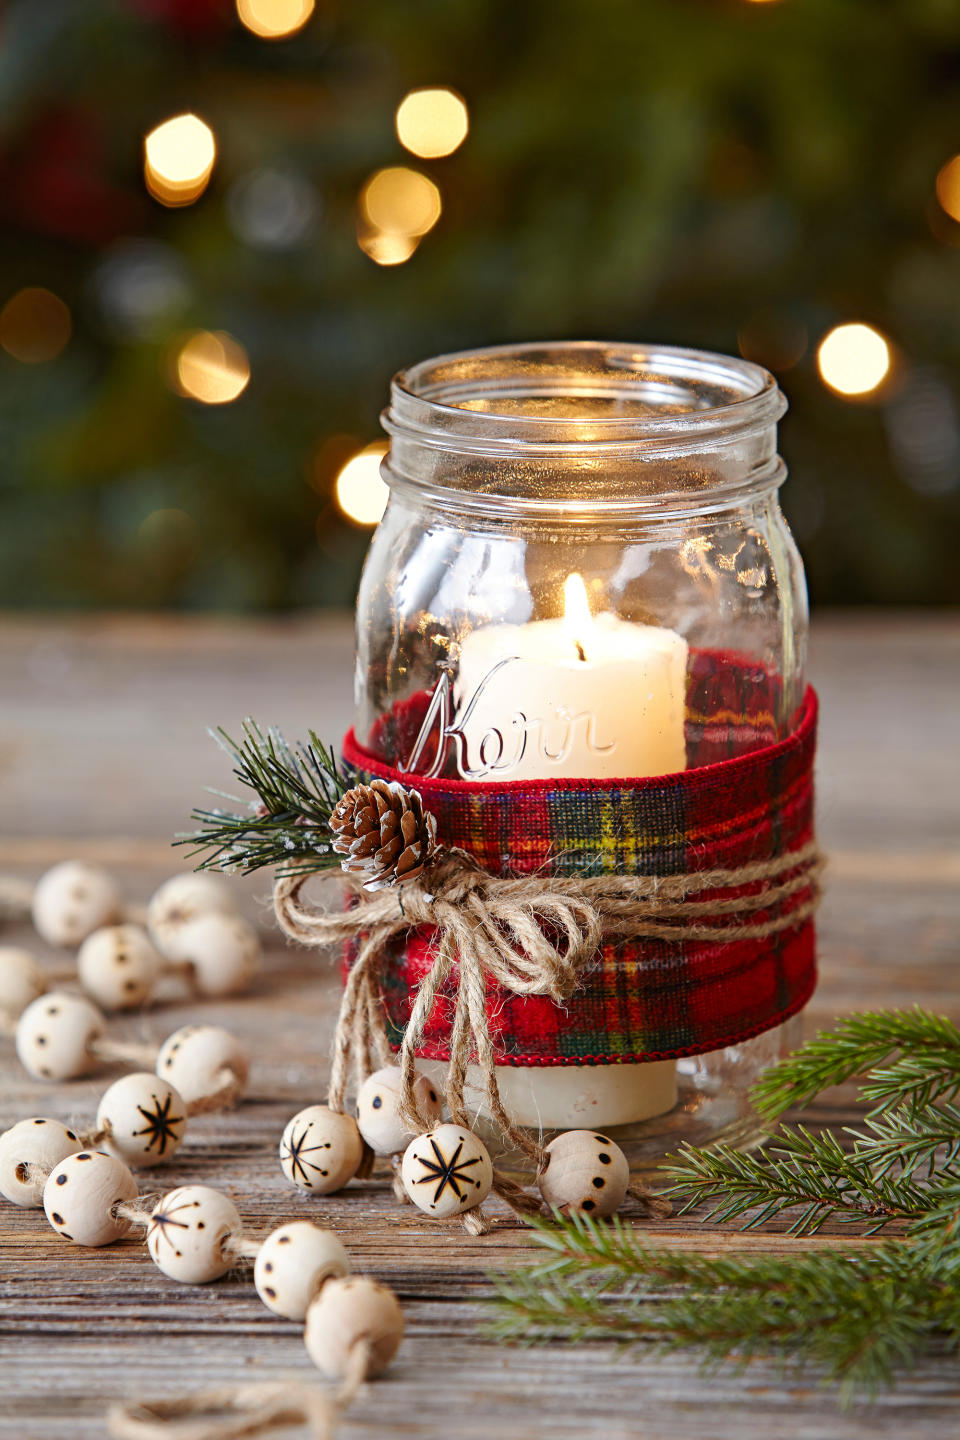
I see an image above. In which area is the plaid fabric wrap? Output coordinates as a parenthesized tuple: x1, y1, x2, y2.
(340, 685, 818, 1067)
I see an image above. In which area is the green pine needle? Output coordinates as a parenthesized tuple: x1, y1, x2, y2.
(491, 1007, 960, 1403)
(176, 720, 350, 876)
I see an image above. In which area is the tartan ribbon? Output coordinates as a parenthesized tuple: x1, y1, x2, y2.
(339, 685, 819, 1067)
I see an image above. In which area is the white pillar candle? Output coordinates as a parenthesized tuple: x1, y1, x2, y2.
(453, 575, 688, 1129)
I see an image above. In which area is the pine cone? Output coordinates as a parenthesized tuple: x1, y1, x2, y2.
(329, 779, 438, 891)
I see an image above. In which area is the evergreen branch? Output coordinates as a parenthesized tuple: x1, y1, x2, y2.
(751, 1007, 960, 1119)
(176, 720, 350, 876)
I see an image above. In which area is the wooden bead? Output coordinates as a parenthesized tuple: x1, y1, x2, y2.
(146, 1185, 242, 1284)
(15, 991, 105, 1080)
(304, 1276, 404, 1380)
(279, 1105, 364, 1195)
(401, 1123, 493, 1219)
(355, 1065, 443, 1155)
(146, 874, 235, 958)
(31, 861, 122, 949)
(0, 946, 46, 1021)
(0, 1118, 83, 1208)
(96, 1072, 187, 1168)
(155, 1025, 249, 1105)
(171, 913, 260, 997)
(538, 1129, 630, 1217)
(43, 1150, 138, 1246)
(254, 1221, 351, 1320)
(76, 924, 162, 1011)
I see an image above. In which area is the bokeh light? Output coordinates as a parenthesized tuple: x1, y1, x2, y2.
(356, 227, 420, 267)
(236, 0, 314, 39)
(0, 287, 71, 363)
(360, 167, 441, 238)
(174, 330, 251, 405)
(935, 155, 960, 223)
(144, 114, 217, 207)
(334, 443, 389, 525)
(817, 323, 892, 397)
(395, 88, 469, 159)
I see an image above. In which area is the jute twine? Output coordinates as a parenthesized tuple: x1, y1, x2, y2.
(273, 839, 821, 1230)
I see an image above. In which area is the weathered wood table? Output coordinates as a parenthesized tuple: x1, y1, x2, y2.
(1, 612, 958, 1439)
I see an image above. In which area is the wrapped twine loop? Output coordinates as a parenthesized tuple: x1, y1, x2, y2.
(273, 838, 821, 1226)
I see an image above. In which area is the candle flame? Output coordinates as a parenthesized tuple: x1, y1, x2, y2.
(563, 573, 592, 662)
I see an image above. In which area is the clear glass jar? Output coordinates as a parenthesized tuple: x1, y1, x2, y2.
(353, 341, 809, 1172)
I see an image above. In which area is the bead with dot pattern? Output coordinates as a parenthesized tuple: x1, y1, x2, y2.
(146, 873, 235, 959)
(43, 1150, 138, 1246)
(155, 1024, 249, 1106)
(254, 1221, 351, 1320)
(355, 1065, 443, 1156)
(0, 947, 46, 1023)
(77, 924, 162, 1011)
(0, 1117, 83, 1208)
(15, 991, 105, 1081)
(31, 861, 122, 949)
(538, 1129, 630, 1217)
(170, 913, 260, 998)
(304, 1276, 404, 1380)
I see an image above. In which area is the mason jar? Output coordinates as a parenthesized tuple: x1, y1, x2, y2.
(349, 341, 811, 1171)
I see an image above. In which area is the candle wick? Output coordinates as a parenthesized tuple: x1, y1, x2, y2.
(575, 642, 587, 663)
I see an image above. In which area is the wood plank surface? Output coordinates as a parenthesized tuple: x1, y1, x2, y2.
(0, 611, 958, 1438)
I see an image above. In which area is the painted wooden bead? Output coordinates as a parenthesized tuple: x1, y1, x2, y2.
(146, 873, 235, 958)
(355, 1065, 443, 1156)
(254, 1221, 351, 1320)
(401, 1123, 493, 1219)
(146, 1185, 242, 1284)
(0, 1118, 83, 1208)
(279, 1105, 364, 1195)
(96, 1072, 187, 1168)
(31, 861, 122, 949)
(15, 991, 105, 1080)
(0, 946, 46, 1021)
(304, 1276, 404, 1380)
(170, 913, 260, 998)
(43, 1150, 138, 1246)
(76, 924, 162, 1011)
(155, 1025, 249, 1105)
(538, 1129, 630, 1217)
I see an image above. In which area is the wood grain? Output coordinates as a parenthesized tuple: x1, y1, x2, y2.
(1, 611, 958, 1437)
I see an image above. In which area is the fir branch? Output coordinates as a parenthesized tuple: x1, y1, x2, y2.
(176, 720, 350, 876)
(750, 1006, 960, 1119)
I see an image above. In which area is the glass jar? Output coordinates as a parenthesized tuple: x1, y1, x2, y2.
(353, 341, 810, 1171)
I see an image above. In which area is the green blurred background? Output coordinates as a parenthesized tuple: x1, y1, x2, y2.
(1, 0, 958, 611)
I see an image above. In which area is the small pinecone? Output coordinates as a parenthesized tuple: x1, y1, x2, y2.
(329, 779, 438, 891)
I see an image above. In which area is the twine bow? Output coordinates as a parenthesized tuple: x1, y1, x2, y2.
(273, 838, 822, 1186)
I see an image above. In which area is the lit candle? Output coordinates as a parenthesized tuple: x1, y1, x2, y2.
(452, 576, 688, 1129)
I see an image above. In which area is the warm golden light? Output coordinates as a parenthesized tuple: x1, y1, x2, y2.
(562, 573, 593, 660)
(360, 167, 441, 238)
(334, 443, 389, 526)
(175, 330, 250, 405)
(144, 114, 217, 207)
(236, 0, 314, 39)
(395, 87, 469, 159)
(935, 155, 960, 223)
(817, 323, 892, 397)
(0, 287, 71, 363)
(356, 227, 420, 267)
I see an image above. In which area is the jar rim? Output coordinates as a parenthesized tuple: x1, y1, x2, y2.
(386, 340, 786, 447)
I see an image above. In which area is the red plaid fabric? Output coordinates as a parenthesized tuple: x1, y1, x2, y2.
(340, 686, 818, 1066)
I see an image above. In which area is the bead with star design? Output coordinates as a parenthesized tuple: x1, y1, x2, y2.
(96, 1072, 187, 1168)
(147, 1184, 243, 1284)
(279, 1105, 364, 1195)
(401, 1123, 493, 1219)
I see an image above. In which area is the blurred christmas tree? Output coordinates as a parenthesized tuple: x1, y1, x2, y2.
(0, 0, 958, 609)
